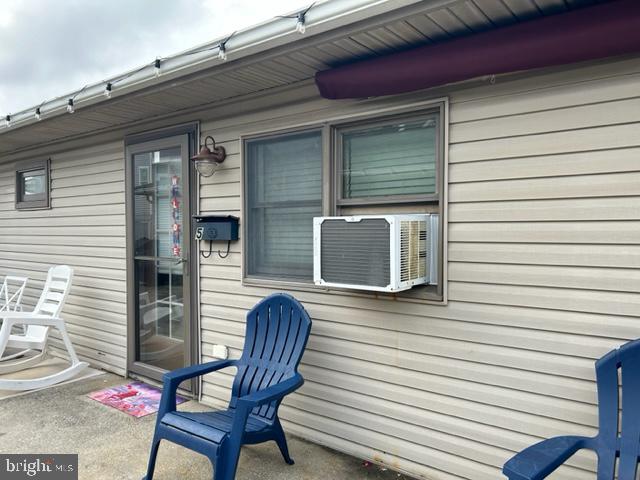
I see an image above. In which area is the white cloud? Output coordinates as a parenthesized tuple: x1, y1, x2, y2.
(0, 11, 15, 28)
(0, 0, 310, 114)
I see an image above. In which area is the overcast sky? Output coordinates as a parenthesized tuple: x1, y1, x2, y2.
(0, 0, 310, 115)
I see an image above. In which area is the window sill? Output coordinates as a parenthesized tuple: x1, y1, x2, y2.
(15, 203, 51, 211)
(242, 276, 447, 306)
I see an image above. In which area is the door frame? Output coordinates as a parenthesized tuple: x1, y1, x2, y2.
(124, 122, 199, 392)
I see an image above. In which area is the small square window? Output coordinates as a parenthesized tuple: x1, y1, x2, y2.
(16, 158, 50, 209)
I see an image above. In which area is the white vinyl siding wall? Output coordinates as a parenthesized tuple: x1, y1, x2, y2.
(197, 56, 640, 480)
(0, 54, 636, 480)
(0, 141, 127, 375)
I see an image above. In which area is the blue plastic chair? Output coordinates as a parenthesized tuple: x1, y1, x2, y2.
(142, 293, 312, 480)
(503, 338, 640, 480)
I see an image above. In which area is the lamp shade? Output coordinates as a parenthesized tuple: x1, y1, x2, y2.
(194, 160, 220, 177)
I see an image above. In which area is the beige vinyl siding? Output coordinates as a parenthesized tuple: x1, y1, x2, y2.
(0, 141, 127, 375)
(197, 56, 640, 480)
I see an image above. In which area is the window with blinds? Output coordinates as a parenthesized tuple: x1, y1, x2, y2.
(245, 130, 322, 281)
(338, 114, 438, 201)
(243, 105, 444, 294)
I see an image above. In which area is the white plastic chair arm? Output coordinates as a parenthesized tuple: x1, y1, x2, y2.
(0, 311, 37, 319)
(1, 315, 63, 327)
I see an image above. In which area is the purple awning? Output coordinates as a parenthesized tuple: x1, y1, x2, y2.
(315, 0, 640, 99)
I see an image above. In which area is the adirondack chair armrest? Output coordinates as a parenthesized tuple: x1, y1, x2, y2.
(227, 374, 304, 445)
(158, 359, 237, 416)
(502, 435, 591, 480)
(163, 359, 237, 386)
(237, 373, 304, 409)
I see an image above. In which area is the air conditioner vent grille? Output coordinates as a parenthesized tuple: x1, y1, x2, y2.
(320, 219, 390, 287)
(400, 220, 427, 282)
(314, 214, 437, 292)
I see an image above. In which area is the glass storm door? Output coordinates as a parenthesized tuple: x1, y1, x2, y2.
(127, 135, 192, 385)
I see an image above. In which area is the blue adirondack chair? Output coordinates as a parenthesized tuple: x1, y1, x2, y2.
(503, 338, 640, 480)
(142, 293, 312, 480)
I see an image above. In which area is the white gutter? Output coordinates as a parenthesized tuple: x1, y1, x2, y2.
(1, 0, 434, 133)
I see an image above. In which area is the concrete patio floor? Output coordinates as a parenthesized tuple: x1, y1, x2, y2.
(0, 371, 410, 480)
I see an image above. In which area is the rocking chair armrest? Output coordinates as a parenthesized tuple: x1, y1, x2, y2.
(503, 435, 592, 480)
(0, 314, 62, 327)
(237, 373, 304, 409)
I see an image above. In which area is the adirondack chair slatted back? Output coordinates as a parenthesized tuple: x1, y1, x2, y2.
(0, 276, 28, 313)
(29, 266, 73, 339)
(594, 339, 640, 479)
(229, 293, 311, 421)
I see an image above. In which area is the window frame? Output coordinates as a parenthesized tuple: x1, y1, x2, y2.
(15, 158, 51, 210)
(243, 126, 325, 284)
(334, 110, 441, 208)
(241, 98, 448, 304)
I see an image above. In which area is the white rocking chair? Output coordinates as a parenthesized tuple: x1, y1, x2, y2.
(0, 276, 28, 313)
(0, 265, 89, 390)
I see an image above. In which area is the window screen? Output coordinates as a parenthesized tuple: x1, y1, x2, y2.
(340, 115, 437, 199)
(246, 130, 322, 281)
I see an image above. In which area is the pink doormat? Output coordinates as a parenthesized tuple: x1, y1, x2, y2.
(88, 381, 187, 418)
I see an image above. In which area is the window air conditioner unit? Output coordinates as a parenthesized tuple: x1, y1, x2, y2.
(313, 214, 439, 293)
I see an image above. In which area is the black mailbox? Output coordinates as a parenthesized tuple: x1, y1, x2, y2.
(193, 215, 239, 241)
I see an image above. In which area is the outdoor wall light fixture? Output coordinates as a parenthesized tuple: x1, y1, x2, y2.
(191, 136, 226, 177)
(66, 99, 75, 114)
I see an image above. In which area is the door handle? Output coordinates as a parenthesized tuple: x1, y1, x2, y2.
(179, 256, 190, 277)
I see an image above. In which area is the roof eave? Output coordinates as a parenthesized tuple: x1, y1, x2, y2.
(0, 0, 449, 135)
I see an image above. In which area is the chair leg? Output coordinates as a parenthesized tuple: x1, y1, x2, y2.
(273, 420, 294, 465)
(213, 447, 241, 480)
(212, 454, 227, 480)
(142, 437, 161, 480)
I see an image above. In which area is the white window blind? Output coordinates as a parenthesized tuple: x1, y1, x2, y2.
(340, 115, 437, 199)
(246, 130, 322, 281)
